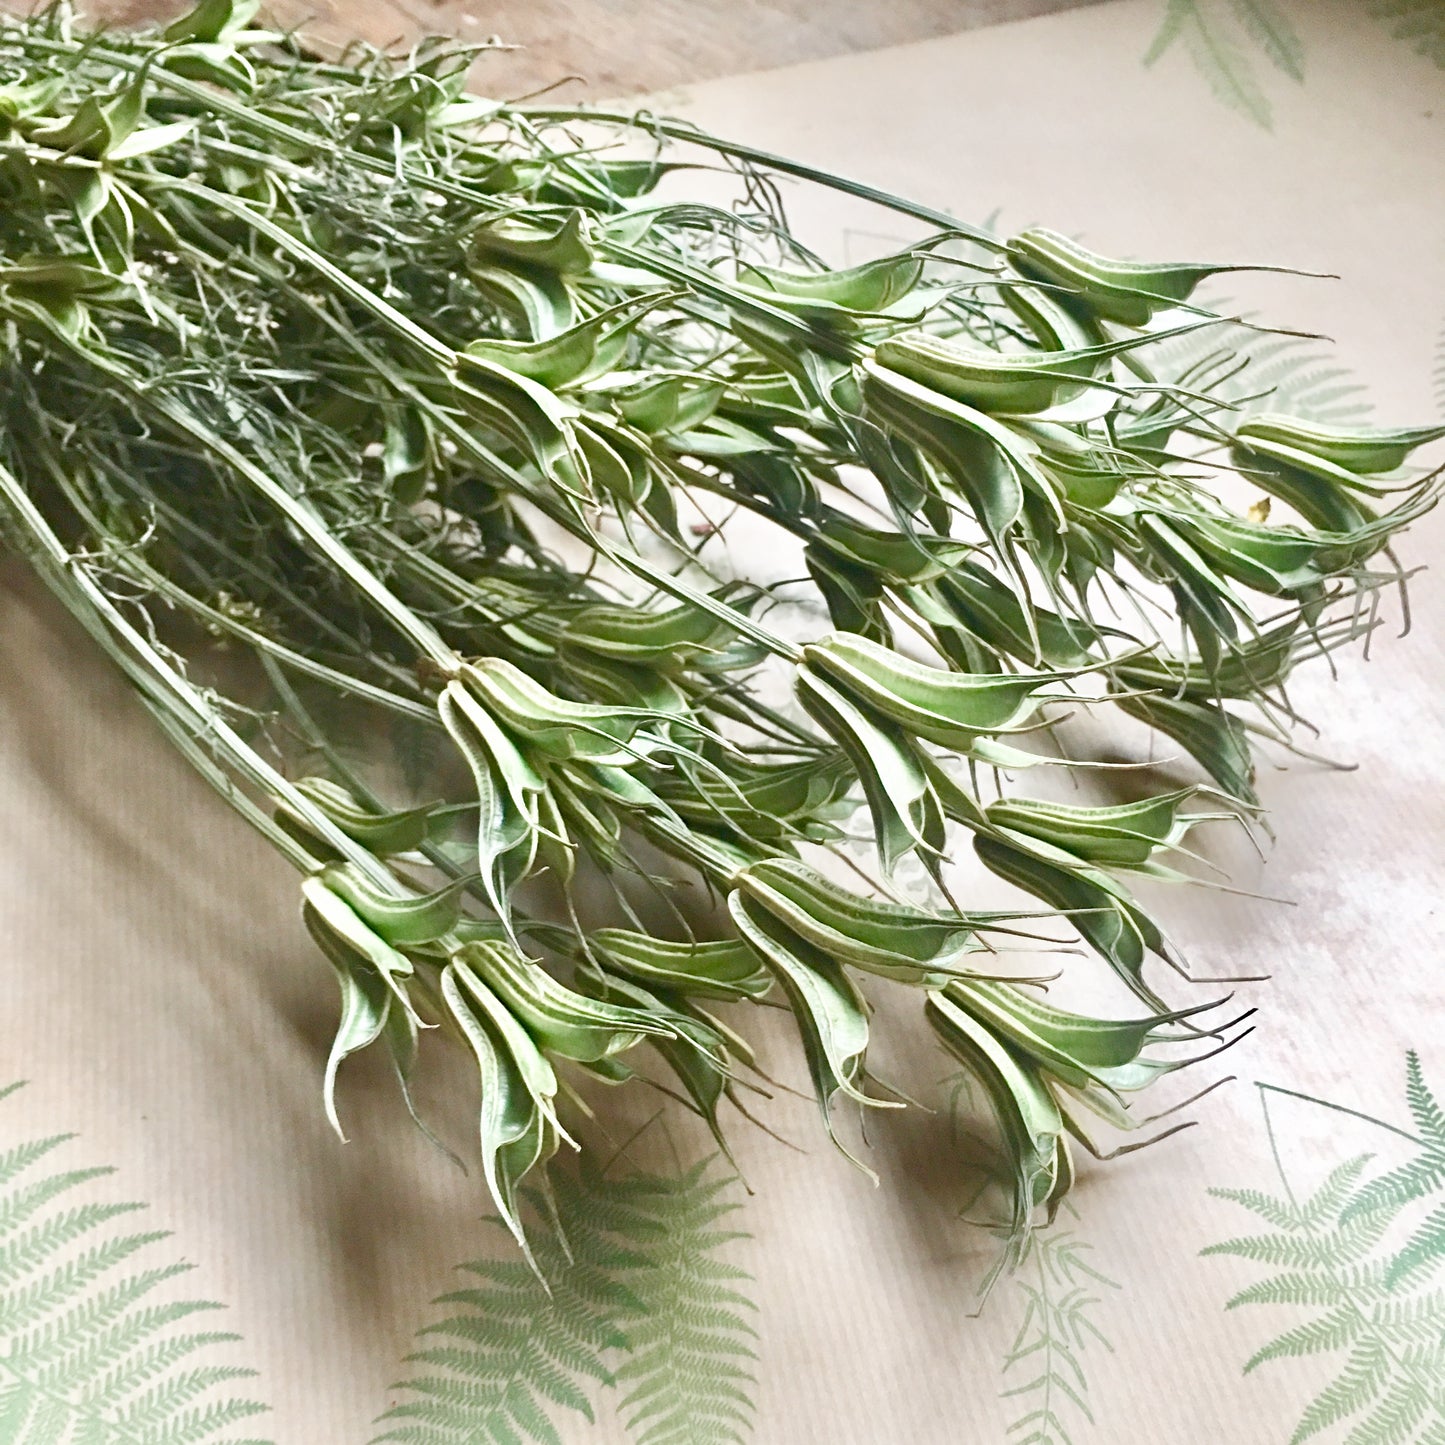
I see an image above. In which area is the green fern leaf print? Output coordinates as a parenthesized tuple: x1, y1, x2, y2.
(0, 1081, 271, 1444)
(374, 1154, 757, 1445)
(1367, 0, 1445, 68)
(999, 1229, 1119, 1445)
(1205, 1054, 1445, 1445)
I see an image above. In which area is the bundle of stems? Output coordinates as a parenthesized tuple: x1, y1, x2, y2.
(1, 0, 1439, 1264)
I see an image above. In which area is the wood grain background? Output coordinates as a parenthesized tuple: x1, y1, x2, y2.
(7, 0, 1100, 96)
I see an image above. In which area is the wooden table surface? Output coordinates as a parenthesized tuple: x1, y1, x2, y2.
(13, 0, 1100, 96)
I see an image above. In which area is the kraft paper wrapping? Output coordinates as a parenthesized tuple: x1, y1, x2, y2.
(1, 2, 1442, 1441)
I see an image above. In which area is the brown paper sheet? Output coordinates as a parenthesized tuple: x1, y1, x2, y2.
(1, 2, 1442, 1440)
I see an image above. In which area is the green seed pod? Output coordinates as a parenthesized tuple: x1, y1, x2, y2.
(925, 990, 1072, 1242)
(442, 958, 562, 1261)
(1235, 413, 1445, 476)
(317, 863, 469, 946)
(562, 597, 731, 669)
(457, 939, 672, 1063)
(874, 323, 1201, 417)
(300, 876, 417, 1017)
(458, 659, 656, 765)
(943, 979, 1216, 1096)
(803, 631, 1068, 749)
(794, 666, 944, 874)
(463, 292, 673, 390)
(734, 857, 980, 984)
(973, 833, 1171, 1011)
(469, 207, 595, 276)
(1005, 226, 1259, 325)
(983, 787, 1216, 870)
(284, 777, 437, 856)
(740, 248, 925, 314)
(728, 891, 893, 1175)
(1110, 689, 1258, 806)
(614, 373, 726, 434)
(592, 930, 773, 1001)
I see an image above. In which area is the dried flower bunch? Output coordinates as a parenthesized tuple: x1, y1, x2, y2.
(1, 0, 1438, 1267)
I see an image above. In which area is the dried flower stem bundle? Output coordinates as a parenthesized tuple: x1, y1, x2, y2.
(0, 0, 1438, 1265)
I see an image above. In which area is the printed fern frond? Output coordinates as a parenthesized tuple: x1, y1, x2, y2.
(1208, 1184, 1309, 1231)
(1405, 1052, 1445, 1150)
(1228, 0, 1306, 79)
(1306, 1158, 1379, 1226)
(0, 1082, 271, 1445)
(1342, 1374, 1431, 1445)
(1244, 1305, 1364, 1372)
(1290, 1340, 1389, 1445)
(1368, 0, 1445, 68)
(1207, 1055, 1445, 1445)
(1226, 1267, 1365, 1311)
(375, 1155, 757, 1445)
(1389, 1203, 1445, 1287)
(1145, 0, 1276, 128)
(373, 1178, 637, 1445)
(1201, 1213, 1390, 1270)
(605, 1162, 758, 1445)
(1346, 1057, 1445, 1224)
(999, 1230, 1117, 1445)
(1373, 1289, 1445, 1349)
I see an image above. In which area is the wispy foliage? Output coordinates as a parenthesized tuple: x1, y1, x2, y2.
(1147, 0, 1445, 125)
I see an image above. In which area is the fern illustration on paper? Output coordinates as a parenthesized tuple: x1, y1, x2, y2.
(0, 1080, 271, 1443)
(373, 1154, 757, 1445)
(1203, 1052, 1445, 1444)
(1146, 0, 1445, 126)
(1433, 321, 1445, 411)
(1367, 0, 1445, 69)
(1144, 0, 1305, 128)
(1000, 1230, 1119, 1445)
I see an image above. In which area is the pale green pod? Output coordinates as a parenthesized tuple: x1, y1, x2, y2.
(794, 665, 942, 873)
(592, 930, 773, 1001)
(469, 207, 595, 275)
(459, 939, 673, 1063)
(1110, 689, 1258, 806)
(1005, 226, 1259, 325)
(562, 597, 730, 668)
(728, 891, 893, 1176)
(442, 958, 562, 1263)
(734, 857, 979, 983)
(309, 925, 391, 1140)
(740, 248, 925, 312)
(873, 323, 1201, 417)
(925, 989, 1071, 1237)
(1235, 413, 1445, 476)
(462, 292, 672, 390)
(301, 874, 415, 987)
(285, 776, 437, 855)
(973, 832, 1170, 1011)
(458, 658, 655, 765)
(984, 786, 1211, 869)
(803, 630, 1067, 749)
(613, 374, 726, 434)
(317, 862, 470, 946)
